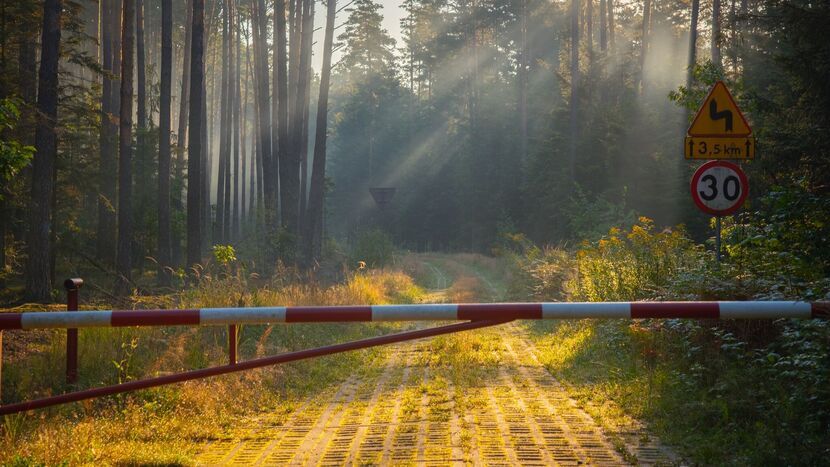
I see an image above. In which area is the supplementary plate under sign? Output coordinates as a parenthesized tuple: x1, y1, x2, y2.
(685, 136, 755, 160)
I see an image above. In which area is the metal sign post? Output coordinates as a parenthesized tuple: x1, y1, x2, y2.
(690, 161, 748, 262)
(685, 81, 754, 262)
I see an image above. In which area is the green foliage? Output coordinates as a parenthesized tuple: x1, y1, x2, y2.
(0, 98, 35, 195)
(515, 213, 830, 464)
(211, 244, 237, 266)
(349, 229, 395, 268)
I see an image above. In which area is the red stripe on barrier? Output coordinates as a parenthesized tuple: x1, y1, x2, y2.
(812, 302, 830, 319)
(0, 313, 22, 330)
(110, 309, 201, 327)
(458, 303, 543, 320)
(631, 302, 719, 319)
(285, 306, 372, 322)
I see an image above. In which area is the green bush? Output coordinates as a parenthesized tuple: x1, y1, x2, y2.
(349, 229, 395, 269)
(515, 212, 830, 464)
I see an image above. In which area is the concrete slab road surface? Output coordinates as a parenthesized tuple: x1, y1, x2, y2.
(196, 255, 677, 466)
(196, 324, 676, 466)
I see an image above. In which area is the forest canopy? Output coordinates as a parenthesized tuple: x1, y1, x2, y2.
(0, 0, 828, 300)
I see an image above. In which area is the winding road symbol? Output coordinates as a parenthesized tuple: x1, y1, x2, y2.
(687, 81, 751, 137)
(709, 99, 733, 132)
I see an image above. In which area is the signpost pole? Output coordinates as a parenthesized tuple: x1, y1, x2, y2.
(715, 216, 722, 263)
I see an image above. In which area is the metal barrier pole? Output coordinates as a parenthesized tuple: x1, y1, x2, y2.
(0, 329, 3, 403)
(64, 278, 83, 385)
(0, 319, 511, 415)
(228, 324, 237, 365)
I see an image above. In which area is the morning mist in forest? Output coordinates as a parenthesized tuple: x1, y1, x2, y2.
(1, 0, 828, 300)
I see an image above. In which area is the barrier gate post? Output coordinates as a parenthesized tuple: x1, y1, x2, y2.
(64, 278, 83, 385)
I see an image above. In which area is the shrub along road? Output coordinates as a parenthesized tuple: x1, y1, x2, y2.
(196, 254, 677, 465)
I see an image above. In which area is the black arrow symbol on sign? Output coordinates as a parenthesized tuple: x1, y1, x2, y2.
(688, 139, 694, 155)
(709, 98, 733, 132)
(745, 139, 751, 156)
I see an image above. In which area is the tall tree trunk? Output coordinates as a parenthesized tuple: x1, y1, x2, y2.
(232, 1, 241, 239)
(202, 4, 217, 252)
(608, 0, 615, 51)
(275, 0, 292, 235)
(600, 0, 607, 52)
(174, 0, 192, 267)
(98, 0, 117, 266)
(686, 0, 700, 97)
(302, 0, 336, 264)
(216, 0, 230, 243)
(187, 0, 205, 272)
(638, 0, 651, 93)
(298, 0, 315, 225)
(586, 0, 593, 62)
(519, 0, 528, 165)
(26, 0, 61, 301)
(158, 0, 173, 286)
(136, 0, 146, 129)
(712, 0, 721, 67)
(223, 0, 234, 243)
(569, 0, 578, 181)
(116, 0, 136, 294)
(253, 0, 275, 235)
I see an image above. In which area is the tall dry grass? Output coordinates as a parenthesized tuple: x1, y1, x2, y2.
(1, 269, 425, 465)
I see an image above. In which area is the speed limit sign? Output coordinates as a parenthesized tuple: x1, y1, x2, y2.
(690, 160, 748, 216)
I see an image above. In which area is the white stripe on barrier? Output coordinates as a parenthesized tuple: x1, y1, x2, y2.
(200, 307, 287, 324)
(371, 304, 459, 321)
(21, 311, 113, 329)
(542, 302, 631, 319)
(719, 301, 810, 319)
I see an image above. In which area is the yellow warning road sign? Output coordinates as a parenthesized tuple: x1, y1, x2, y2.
(685, 136, 755, 160)
(688, 81, 752, 137)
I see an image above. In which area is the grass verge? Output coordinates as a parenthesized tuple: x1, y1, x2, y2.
(1, 269, 424, 465)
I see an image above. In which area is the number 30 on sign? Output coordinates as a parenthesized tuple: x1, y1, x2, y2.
(690, 160, 748, 216)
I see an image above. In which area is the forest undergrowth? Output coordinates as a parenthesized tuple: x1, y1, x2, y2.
(507, 213, 830, 465)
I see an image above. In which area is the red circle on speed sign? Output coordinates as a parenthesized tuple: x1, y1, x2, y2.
(690, 160, 748, 216)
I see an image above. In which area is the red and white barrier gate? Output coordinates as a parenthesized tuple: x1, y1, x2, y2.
(0, 278, 826, 416)
(2, 301, 827, 330)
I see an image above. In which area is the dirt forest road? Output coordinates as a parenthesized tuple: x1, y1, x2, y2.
(196, 254, 677, 466)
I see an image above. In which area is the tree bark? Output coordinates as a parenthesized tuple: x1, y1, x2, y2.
(216, 0, 230, 244)
(275, 0, 292, 235)
(232, 0, 241, 239)
(173, 0, 192, 267)
(638, 0, 651, 93)
(686, 0, 700, 96)
(302, 0, 336, 264)
(25, 0, 62, 302)
(187, 0, 205, 272)
(608, 0, 615, 51)
(519, 0, 528, 165)
(136, 0, 146, 129)
(223, 0, 235, 243)
(600, 0, 607, 52)
(98, 0, 117, 266)
(298, 0, 315, 225)
(158, 0, 173, 286)
(253, 0, 275, 234)
(569, 0, 578, 181)
(586, 0, 593, 62)
(712, 0, 722, 67)
(116, 0, 136, 294)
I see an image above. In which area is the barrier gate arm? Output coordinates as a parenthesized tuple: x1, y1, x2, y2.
(2, 301, 828, 330)
(0, 280, 827, 416)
